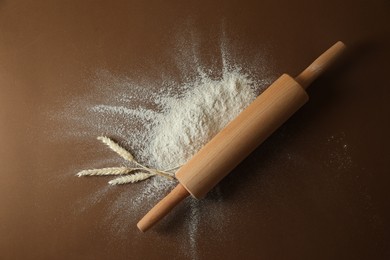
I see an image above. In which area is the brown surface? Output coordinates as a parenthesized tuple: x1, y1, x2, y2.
(1, 0, 389, 259)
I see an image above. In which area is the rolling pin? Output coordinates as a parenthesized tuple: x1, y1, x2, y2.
(137, 41, 346, 232)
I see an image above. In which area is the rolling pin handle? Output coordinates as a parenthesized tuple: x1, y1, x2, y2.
(137, 183, 189, 232)
(295, 41, 346, 89)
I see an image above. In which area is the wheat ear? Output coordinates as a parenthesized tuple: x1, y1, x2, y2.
(108, 172, 154, 185)
(97, 136, 134, 162)
(97, 136, 175, 180)
(76, 167, 135, 177)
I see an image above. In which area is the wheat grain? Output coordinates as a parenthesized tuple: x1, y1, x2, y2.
(76, 167, 133, 177)
(108, 172, 154, 185)
(97, 136, 134, 162)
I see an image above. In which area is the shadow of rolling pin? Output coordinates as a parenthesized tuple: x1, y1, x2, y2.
(137, 41, 346, 232)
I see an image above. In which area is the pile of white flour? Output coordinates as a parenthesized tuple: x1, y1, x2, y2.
(90, 68, 259, 172)
(145, 69, 257, 170)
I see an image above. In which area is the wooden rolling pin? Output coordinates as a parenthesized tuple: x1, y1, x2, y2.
(137, 41, 346, 232)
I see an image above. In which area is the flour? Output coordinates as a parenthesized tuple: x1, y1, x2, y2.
(83, 67, 259, 173)
(143, 69, 257, 170)
(82, 66, 260, 202)
(48, 29, 273, 259)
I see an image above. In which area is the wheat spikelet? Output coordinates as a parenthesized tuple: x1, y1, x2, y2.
(108, 172, 154, 185)
(76, 167, 132, 177)
(97, 136, 134, 162)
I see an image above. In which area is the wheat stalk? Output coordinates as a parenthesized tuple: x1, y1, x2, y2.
(76, 167, 135, 177)
(97, 136, 134, 162)
(108, 172, 154, 185)
(76, 136, 177, 185)
(163, 165, 182, 172)
(98, 136, 175, 180)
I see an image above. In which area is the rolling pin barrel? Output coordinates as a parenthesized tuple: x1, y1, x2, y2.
(176, 74, 309, 198)
(137, 41, 346, 232)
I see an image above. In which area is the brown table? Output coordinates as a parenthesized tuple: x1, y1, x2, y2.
(1, 0, 389, 259)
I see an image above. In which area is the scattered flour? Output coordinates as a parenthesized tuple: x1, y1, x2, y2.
(325, 132, 353, 171)
(82, 68, 258, 172)
(48, 29, 273, 259)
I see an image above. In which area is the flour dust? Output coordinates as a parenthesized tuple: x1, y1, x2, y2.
(49, 29, 274, 258)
